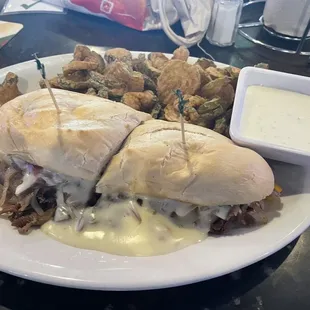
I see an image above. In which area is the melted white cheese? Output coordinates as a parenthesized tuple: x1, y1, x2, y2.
(41, 199, 206, 257)
(13, 158, 94, 217)
(241, 86, 310, 152)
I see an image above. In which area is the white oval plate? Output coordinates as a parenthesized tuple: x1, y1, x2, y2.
(0, 52, 309, 291)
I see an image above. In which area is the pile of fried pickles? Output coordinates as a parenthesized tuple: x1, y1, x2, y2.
(1, 45, 268, 137)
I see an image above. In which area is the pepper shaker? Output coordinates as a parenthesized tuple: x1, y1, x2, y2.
(206, 0, 243, 47)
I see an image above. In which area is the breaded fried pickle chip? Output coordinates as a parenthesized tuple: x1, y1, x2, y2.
(157, 60, 201, 106)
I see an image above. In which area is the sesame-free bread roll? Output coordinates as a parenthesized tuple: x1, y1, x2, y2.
(0, 89, 151, 181)
(96, 120, 274, 206)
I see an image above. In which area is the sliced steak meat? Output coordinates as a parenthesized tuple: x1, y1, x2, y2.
(210, 203, 260, 234)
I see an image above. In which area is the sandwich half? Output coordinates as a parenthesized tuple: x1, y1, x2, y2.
(0, 88, 151, 231)
(96, 119, 275, 233)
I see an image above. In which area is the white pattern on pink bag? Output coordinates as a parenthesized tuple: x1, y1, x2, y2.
(100, 0, 114, 15)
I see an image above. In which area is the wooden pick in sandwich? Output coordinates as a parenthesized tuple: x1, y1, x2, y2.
(33, 53, 63, 149)
(174, 89, 189, 146)
(33, 53, 60, 114)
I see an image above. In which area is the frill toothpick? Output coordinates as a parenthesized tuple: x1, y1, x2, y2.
(33, 53, 60, 114)
(174, 89, 189, 146)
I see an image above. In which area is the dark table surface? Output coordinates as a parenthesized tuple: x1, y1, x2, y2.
(0, 2, 310, 310)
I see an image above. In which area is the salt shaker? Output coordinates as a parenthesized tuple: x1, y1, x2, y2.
(206, 0, 243, 47)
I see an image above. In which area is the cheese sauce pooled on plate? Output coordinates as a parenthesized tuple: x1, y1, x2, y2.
(41, 200, 205, 257)
(241, 86, 310, 151)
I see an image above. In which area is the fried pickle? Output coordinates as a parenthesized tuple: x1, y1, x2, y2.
(157, 60, 201, 106)
(104, 48, 133, 64)
(172, 46, 190, 61)
(0, 72, 22, 106)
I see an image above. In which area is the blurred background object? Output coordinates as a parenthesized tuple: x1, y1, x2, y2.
(42, 0, 213, 47)
(1, 0, 63, 13)
(239, 0, 310, 55)
(2, 0, 310, 55)
(263, 0, 310, 38)
(206, 0, 243, 47)
(0, 20, 22, 49)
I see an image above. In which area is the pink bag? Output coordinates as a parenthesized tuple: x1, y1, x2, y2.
(43, 0, 213, 47)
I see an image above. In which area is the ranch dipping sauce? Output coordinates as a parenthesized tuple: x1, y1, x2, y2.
(241, 86, 310, 152)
